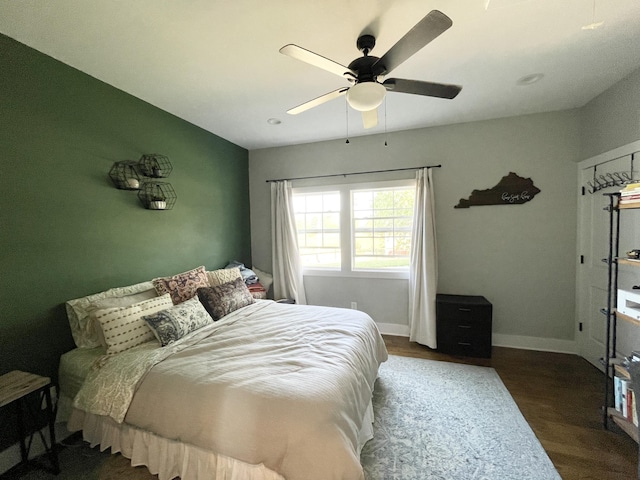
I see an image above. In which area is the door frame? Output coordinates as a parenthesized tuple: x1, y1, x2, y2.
(576, 139, 640, 369)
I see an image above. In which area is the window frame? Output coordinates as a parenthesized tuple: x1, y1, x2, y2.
(292, 179, 415, 280)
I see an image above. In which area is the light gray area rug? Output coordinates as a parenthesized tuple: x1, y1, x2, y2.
(3, 355, 560, 480)
(360, 355, 561, 480)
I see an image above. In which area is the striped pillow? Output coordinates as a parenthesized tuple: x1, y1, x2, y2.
(95, 294, 173, 355)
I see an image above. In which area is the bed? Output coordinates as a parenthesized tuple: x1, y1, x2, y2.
(58, 266, 388, 480)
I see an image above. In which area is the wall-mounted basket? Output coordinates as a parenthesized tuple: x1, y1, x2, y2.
(138, 154, 173, 178)
(137, 182, 177, 210)
(109, 161, 141, 190)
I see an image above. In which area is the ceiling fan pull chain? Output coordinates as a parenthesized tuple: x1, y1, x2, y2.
(345, 99, 350, 144)
(384, 97, 388, 147)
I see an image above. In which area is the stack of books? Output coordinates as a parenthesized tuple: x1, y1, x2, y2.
(614, 374, 637, 425)
(615, 351, 640, 426)
(619, 183, 640, 206)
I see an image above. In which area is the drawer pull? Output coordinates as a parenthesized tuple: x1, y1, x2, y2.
(458, 308, 472, 312)
(458, 342, 472, 346)
(458, 325, 472, 329)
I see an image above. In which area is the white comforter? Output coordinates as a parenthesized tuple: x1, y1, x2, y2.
(74, 301, 388, 480)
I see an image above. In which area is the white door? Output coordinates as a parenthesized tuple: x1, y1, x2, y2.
(576, 156, 634, 370)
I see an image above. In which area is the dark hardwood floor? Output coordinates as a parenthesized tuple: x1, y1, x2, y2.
(384, 335, 638, 480)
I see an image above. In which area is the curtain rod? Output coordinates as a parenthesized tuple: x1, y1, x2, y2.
(265, 164, 441, 183)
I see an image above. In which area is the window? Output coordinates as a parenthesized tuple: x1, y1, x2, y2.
(293, 180, 415, 276)
(352, 186, 415, 270)
(293, 191, 341, 268)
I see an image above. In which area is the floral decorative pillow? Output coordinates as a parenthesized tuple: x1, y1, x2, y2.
(143, 297, 213, 346)
(197, 277, 255, 321)
(152, 266, 210, 305)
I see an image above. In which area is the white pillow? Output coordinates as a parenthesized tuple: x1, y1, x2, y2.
(66, 281, 156, 348)
(206, 267, 242, 287)
(95, 294, 173, 355)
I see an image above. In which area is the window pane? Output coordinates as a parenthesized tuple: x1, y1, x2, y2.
(324, 232, 340, 248)
(354, 218, 372, 231)
(352, 186, 415, 271)
(293, 191, 341, 269)
(355, 237, 374, 255)
(323, 212, 339, 229)
(353, 192, 372, 210)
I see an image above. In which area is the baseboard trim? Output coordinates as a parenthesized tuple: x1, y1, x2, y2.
(377, 322, 410, 337)
(377, 324, 577, 355)
(492, 333, 577, 354)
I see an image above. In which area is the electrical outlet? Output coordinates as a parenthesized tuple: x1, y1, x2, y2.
(351, 302, 357, 310)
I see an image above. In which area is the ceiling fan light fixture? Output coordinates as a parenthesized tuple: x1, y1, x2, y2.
(346, 82, 386, 112)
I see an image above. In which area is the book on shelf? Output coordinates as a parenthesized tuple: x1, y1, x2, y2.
(613, 374, 638, 425)
(619, 200, 640, 207)
(615, 375, 623, 412)
(620, 183, 640, 193)
(620, 378, 631, 418)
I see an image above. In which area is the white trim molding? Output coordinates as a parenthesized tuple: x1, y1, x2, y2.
(489, 334, 576, 354)
(376, 322, 411, 337)
(377, 325, 577, 355)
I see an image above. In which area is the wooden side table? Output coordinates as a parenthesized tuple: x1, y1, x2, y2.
(0, 370, 59, 474)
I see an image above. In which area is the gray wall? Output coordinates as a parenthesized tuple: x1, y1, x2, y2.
(250, 110, 581, 350)
(580, 67, 640, 159)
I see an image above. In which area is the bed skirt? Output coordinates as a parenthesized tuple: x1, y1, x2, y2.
(66, 400, 375, 480)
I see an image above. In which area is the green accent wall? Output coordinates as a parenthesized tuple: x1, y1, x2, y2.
(0, 33, 251, 382)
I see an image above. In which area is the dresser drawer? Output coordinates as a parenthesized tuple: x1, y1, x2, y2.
(437, 303, 490, 323)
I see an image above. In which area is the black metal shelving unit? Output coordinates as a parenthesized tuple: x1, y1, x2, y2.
(602, 192, 620, 430)
(602, 192, 640, 442)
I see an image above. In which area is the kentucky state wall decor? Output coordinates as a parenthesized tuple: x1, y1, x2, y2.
(455, 172, 540, 208)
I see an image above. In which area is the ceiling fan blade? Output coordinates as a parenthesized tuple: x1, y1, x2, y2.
(286, 88, 349, 115)
(372, 10, 453, 76)
(361, 108, 378, 129)
(383, 78, 461, 99)
(280, 44, 356, 79)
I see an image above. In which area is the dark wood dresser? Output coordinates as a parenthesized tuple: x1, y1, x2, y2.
(436, 294, 493, 358)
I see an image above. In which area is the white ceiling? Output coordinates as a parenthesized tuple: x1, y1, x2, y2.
(1, 0, 640, 150)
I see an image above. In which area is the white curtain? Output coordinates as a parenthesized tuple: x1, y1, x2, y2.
(409, 168, 438, 348)
(271, 181, 307, 305)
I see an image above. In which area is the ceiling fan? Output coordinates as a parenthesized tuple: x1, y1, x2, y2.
(280, 10, 462, 129)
